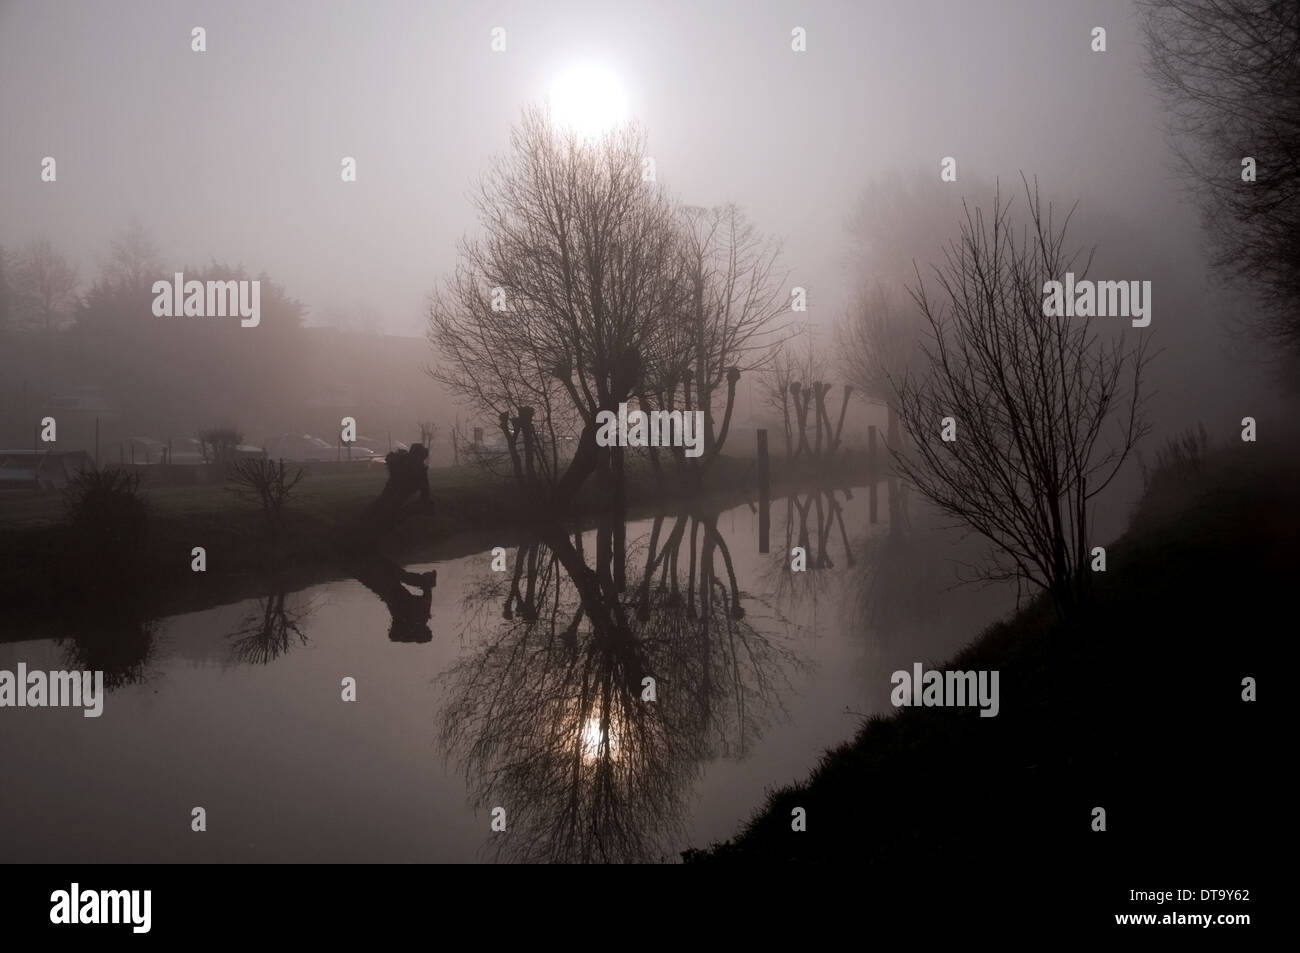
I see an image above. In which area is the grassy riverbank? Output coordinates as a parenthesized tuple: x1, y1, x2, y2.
(0, 452, 867, 632)
(684, 444, 1286, 880)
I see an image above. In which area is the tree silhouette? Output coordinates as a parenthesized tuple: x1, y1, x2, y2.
(14, 237, 78, 332)
(893, 179, 1151, 619)
(429, 106, 688, 505)
(1140, 0, 1300, 359)
(439, 507, 798, 862)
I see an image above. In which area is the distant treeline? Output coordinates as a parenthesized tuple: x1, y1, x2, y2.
(0, 225, 439, 453)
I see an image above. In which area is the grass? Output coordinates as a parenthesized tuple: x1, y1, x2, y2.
(683, 444, 1287, 882)
(0, 451, 869, 630)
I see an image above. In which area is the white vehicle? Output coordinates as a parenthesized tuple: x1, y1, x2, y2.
(264, 433, 336, 462)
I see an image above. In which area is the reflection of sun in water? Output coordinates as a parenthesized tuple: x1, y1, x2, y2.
(580, 715, 620, 763)
(548, 63, 629, 139)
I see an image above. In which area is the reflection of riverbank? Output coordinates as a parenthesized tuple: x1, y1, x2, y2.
(436, 482, 1023, 863)
(0, 454, 874, 641)
(0, 483, 1025, 863)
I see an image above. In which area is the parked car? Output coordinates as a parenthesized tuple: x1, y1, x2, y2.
(352, 435, 409, 456)
(264, 433, 336, 462)
(342, 437, 387, 463)
(341, 444, 380, 462)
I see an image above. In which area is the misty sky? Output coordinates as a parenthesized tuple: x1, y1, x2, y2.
(2, 0, 1279, 431)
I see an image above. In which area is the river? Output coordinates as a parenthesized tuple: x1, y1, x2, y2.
(0, 483, 1017, 862)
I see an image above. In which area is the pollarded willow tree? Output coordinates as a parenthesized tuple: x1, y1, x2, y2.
(892, 178, 1152, 620)
(757, 326, 854, 465)
(429, 107, 790, 503)
(429, 106, 688, 505)
(644, 204, 789, 481)
(759, 325, 818, 457)
(838, 279, 919, 454)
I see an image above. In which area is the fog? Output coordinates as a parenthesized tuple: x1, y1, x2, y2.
(0, 0, 1290, 883)
(1, 0, 1286, 460)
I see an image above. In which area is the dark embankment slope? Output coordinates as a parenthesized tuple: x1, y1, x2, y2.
(686, 445, 1286, 896)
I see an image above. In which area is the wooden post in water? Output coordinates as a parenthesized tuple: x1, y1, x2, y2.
(757, 429, 770, 554)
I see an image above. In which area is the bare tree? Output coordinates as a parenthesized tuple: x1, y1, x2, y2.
(645, 203, 788, 478)
(840, 172, 990, 456)
(228, 457, 304, 536)
(892, 179, 1151, 619)
(105, 218, 160, 289)
(417, 420, 440, 449)
(1140, 0, 1300, 357)
(791, 379, 853, 463)
(848, 170, 985, 292)
(14, 237, 78, 332)
(759, 326, 816, 456)
(838, 280, 919, 453)
(757, 327, 849, 463)
(429, 105, 688, 503)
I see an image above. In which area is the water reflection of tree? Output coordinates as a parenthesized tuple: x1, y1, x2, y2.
(439, 507, 799, 863)
(849, 495, 1011, 659)
(59, 609, 159, 690)
(760, 485, 858, 621)
(55, 487, 161, 689)
(227, 582, 316, 665)
(224, 552, 435, 663)
(348, 555, 437, 644)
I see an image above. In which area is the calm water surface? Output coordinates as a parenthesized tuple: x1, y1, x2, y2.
(0, 486, 1015, 862)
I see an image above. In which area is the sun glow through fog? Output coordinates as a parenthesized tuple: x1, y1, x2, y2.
(548, 63, 629, 139)
(580, 715, 620, 763)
